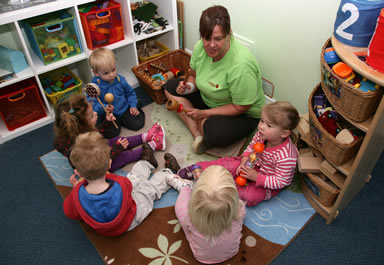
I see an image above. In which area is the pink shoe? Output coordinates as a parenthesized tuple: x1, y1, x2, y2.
(148, 124, 166, 151)
(143, 122, 160, 142)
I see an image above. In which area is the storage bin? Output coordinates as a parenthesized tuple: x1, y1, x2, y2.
(321, 38, 383, 122)
(0, 78, 46, 131)
(132, 49, 190, 104)
(0, 46, 28, 73)
(40, 67, 83, 105)
(308, 83, 363, 166)
(23, 10, 82, 65)
(79, 0, 124, 50)
(137, 40, 169, 63)
(301, 173, 340, 207)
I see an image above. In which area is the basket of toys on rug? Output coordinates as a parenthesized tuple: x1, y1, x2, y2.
(320, 37, 383, 122)
(308, 84, 364, 166)
(132, 49, 191, 104)
(301, 172, 340, 207)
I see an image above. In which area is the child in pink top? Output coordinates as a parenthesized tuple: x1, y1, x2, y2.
(166, 165, 246, 264)
(177, 101, 300, 207)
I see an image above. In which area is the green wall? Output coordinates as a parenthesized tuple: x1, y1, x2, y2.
(181, 0, 341, 113)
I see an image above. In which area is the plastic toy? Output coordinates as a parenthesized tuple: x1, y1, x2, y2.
(42, 73, 78, 94)
(357, 77, 380, 92)
(318, 110, 342, 137)
(170, 67, 183, 77)
(332, 62, 353, 79)
(162, 71, 174, 80)
(85, 83, 118, 128)
(235, 143, 265, 187)
(324, 47, 341, 64)
(166, 98, 190, 113)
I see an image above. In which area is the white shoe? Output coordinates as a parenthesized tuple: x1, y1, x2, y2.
(166, 174, 193, 192)
(192, 135, 207, 154)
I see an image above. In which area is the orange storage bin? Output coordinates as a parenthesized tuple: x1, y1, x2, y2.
(0, 78, 47, 131)
(79, 1, 124, 49)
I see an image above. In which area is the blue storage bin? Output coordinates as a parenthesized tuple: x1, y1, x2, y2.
(23, 10, 83, 65)
(0, 46, 28, 73)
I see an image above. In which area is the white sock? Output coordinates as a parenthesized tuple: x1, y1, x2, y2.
(142, 132, 147, 142)
(147, 141, 155, 151)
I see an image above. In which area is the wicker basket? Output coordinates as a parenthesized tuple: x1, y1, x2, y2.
(308, 84, 363, 166)
(132, 49, 191, 104)
(320, 37, 383, 122)
(301, 173, 340, 207)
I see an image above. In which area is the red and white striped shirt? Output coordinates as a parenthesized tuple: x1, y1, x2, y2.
(242, 131, 298, 190)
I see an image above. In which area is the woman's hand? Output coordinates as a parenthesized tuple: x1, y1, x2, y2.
(185, 108, 208, 121)
(117, 137, 129, 149)
(176, 80, 188, 95)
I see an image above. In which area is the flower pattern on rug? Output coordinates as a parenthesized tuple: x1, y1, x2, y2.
(168, 219, 181, 233)
(139, 234, 188, 265)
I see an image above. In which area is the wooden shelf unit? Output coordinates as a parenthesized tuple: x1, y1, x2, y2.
(302, 36, 384, 224)
(0, 0, 179, 143)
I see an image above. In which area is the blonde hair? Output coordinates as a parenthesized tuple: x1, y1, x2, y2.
(89, 47, 117, 73)
(188, 165, 240, 243)
(262, 101, 300, 142)
(69, 132, 111, 181)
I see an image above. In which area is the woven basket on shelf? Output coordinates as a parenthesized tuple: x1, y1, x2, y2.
(320, 37, 383, 122)
(132, 49, 191, 104)
(301, 173, 340, 207)
(308, 84, 363, 166)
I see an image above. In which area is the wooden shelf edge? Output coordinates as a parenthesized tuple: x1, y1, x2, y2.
(300, 132, 354, 175)
(302, 182, 332, 221)
(331, 35, 384, 87)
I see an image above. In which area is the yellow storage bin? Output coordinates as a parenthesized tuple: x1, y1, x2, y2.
(40, 67, 83, 105)
(137, 40, 169, 63)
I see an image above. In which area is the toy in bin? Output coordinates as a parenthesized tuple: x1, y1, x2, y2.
(332, 62, 353, 79)
(318, 110, 342, 137)
(356, 77, 380, 92)
(324, 47, 341, 65)
(23, 10, 82, 65)
(236, 143, 265, 186)
(79, 0, 124, 50)
(42, 73, 79, 95)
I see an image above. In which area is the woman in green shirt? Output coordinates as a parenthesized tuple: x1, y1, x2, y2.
(164, 5, 265, 153)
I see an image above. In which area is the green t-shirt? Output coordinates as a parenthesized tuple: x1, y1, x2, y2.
(190, 37, 265, 118)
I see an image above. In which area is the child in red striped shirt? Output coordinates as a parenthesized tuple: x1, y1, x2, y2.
(175, 101, 300, 207)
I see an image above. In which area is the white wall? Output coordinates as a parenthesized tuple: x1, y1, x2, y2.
(181, 0, 341, 113)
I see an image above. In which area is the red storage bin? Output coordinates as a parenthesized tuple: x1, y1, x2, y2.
(0, 79, 47, 131)
(79, 0, 124, 49)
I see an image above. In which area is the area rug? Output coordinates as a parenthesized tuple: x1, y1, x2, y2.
(40, 102, 316, 265)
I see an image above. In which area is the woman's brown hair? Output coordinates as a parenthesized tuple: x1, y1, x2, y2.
(199, 5, 231, 39)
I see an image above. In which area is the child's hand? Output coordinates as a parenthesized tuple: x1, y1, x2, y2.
(236, 157, 248, 175)
(117, 137, 129, 149)
(69, 173, 84, 187)
(130, 107, 139, 116)
(106, 112, 116, 122)
(240, 166, 258, 182)
(106, 104, 114, 113)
